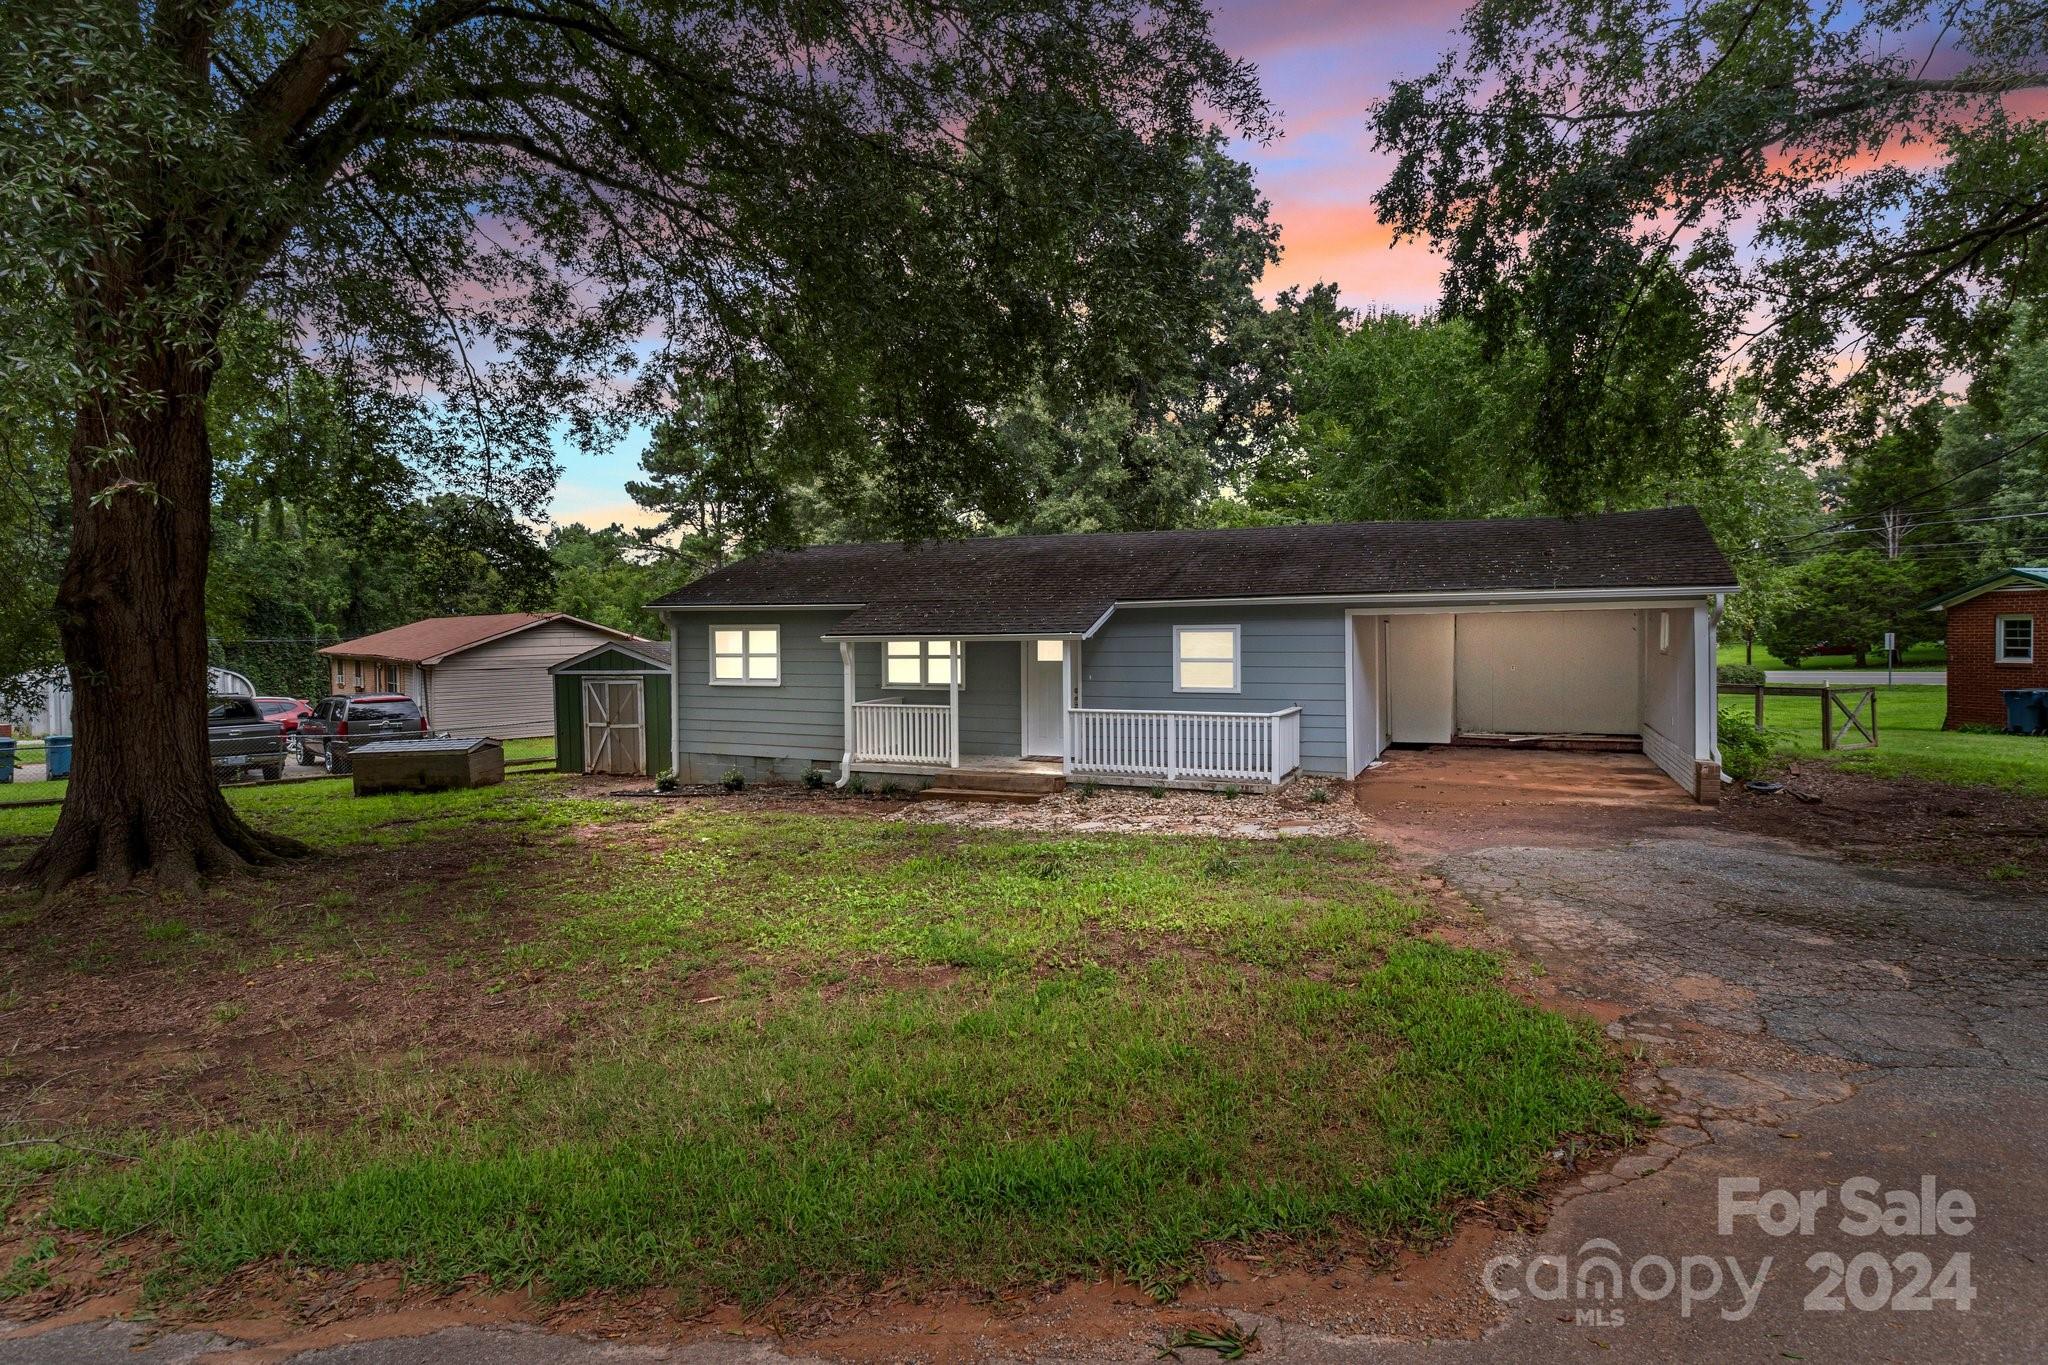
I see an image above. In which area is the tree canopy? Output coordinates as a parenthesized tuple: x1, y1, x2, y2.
(1372, 0, 2048, 481)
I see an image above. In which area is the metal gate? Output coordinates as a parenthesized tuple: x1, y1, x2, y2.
(581, 678, 645, 775)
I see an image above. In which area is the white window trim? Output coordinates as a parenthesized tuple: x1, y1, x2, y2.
(1173, 624, 1242, 694)
(708, 624, 782, 686)
(1995, 614, 2034, 664)
(884, 639, 965, 690)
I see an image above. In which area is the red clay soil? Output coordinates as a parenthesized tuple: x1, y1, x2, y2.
(1721, 764, 2048, 884)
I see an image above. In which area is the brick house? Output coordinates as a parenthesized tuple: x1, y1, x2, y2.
(1926, 568, 2047, 728)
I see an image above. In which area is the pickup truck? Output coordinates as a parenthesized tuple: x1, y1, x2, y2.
(297, 693, 427, 775)
(208, 696, 288, 783)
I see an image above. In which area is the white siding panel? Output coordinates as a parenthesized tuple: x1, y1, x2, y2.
(1385, 613, 1454, 744)
(1453, 610, 1639, 734)
(426, 620, 630, 738)
(1638, 607, 1696, 792)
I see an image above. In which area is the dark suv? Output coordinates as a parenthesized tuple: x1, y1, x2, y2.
(298, 694, 427, 774)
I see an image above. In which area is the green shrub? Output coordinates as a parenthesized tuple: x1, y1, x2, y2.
(720, 767, 746, 793)
(846, 774, 867, 795)
(1079, 779, 1100, 800)
(1717, 663, 1765, 687)
(1717, 714, 1776, 783)
(801, 768, 828, 789)
(654, 770, 679, 793)
(1307, 786, 1331, 805)
(1221, 784, 1241, 800)
(1146, 785, 1166, 799)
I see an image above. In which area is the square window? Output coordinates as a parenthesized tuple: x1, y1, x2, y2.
(883, 640, 963, 688)
(1174, 625, 1240, 693)
(711, 625, 780, 685)
(1996, 615, 2034, 663)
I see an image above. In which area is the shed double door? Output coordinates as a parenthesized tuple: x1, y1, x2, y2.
(582, 679, 645, 775)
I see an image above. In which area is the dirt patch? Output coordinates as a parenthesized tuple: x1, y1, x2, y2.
(895, 778, 1356, 840)
(0, 823, 609, 1131)
(1722, 764, 2048, 884)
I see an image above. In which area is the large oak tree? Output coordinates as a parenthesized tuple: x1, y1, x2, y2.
(0, 0, 1265, 893)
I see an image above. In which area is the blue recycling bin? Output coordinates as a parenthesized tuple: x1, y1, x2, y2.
(0, 738, 13, 784)
(2001, 690, 2048, 735)
(45, 734, 72, 778)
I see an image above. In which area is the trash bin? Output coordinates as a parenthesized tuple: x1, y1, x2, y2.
(45, 734, 72, 778)
(2001, 690, 2048, 735)
(0, 738, 13, 784)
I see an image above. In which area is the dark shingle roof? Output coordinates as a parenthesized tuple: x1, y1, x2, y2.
(650, 507, 1736, 635)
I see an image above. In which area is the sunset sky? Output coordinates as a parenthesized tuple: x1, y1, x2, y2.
(549, 0, 1464, 528)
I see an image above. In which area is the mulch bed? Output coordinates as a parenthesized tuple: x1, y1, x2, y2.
(1721, 764, 2048, 885)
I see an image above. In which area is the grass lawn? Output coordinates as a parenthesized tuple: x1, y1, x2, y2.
(0, 737, 556, 809)
(1722, 683, 2048, 794)
(0, 777, 1637, 1313)
(1717, 639, 1947, 671)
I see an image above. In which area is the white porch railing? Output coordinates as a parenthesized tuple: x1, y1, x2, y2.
(1067, 707, 1302, 786)
(851, 697, 952, 765)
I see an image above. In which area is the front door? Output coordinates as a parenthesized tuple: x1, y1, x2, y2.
(1022, 640, 1065, 757)
(582, 678, 645, 775)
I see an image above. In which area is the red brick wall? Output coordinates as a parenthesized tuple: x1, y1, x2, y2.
(1944, 589, 2048, 727)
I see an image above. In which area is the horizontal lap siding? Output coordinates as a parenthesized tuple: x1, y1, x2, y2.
(677, 611, 850, 763)
(1081, 604, 1347, 775)
(869, 640, 1021, 757)
(431, 621, 629, 739)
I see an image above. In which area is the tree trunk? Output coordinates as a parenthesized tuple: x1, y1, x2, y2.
(16, 347, 306, 896)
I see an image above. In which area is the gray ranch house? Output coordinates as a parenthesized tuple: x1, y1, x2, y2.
(648, 507, 1737, 800)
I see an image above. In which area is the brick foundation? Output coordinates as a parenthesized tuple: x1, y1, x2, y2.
(1694, 759, 1722, 804)
(1943, 589, 2047, 728)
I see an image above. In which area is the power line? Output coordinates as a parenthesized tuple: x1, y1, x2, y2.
(1765, 428, 2048, 554)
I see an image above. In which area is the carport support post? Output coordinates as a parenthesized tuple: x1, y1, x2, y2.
(1692, 603, 1721, 804)
(947, 640, 961, 768)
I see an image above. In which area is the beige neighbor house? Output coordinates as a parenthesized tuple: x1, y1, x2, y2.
(320, 613, 643, 739)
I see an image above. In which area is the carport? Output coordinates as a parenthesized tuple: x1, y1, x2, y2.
(1344, 596, 1723, 801)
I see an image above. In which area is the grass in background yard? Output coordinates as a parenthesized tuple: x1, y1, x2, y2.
(1722, 684, 2048, 794)
(1717, 640, 1946, 671)
(1, 786, 1640, 1310)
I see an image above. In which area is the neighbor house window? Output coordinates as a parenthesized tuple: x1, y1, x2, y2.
(1174, 625, 1240, 693)
(711, 626, 780, 684)
(1996, 615, 2035, 664)
(886, 639, 962, 688)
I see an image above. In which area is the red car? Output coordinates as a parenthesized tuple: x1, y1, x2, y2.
(254, 697, 314, 749)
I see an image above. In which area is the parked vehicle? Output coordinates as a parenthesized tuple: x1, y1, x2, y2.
(207, 696, 287, 783)
(297, 694, 428, 775)
(254, 696, 314, 758)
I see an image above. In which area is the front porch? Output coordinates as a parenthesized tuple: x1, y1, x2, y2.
(833, 637, 1305, 792)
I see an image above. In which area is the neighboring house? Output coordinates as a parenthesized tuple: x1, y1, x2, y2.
(320, 613, 642, 739)
(550, 640, 672, 776)
(646, 508, 1738, 799)
(2, 666, 251, 736)
(1925, 567, 2047, 728)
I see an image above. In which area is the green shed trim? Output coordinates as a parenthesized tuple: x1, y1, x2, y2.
(554, 670, 672, 776)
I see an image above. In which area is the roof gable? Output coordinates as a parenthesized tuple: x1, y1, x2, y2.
(1922, 567, 2048, 612)
(550, 641, 672, 673)
(648, 507, 1737, 635)
(322, 613, 636, 664)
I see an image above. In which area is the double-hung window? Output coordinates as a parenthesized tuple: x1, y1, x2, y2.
(711, 626, 780, 684)
(886, 640, 961, 688)
(1996, 615, 2035, 664)
(1174, 626, 1241, 693)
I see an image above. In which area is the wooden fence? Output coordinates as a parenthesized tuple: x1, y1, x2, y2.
(1720, 684, 1878, 751)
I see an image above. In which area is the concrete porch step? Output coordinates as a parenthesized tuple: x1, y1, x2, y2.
(913, 786, 1049, 805)
(927, 769, 1066, 795)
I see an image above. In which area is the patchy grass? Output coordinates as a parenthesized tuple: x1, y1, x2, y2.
(0, 781, 1637, 1314)
(1723, 684, 2048, 795)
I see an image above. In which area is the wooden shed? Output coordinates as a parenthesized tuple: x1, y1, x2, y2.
(551, 640, 672, 776)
